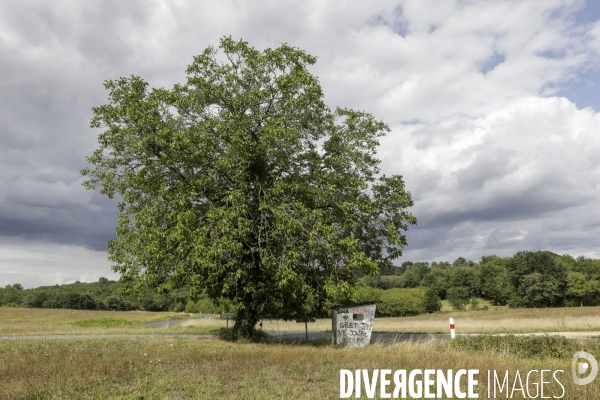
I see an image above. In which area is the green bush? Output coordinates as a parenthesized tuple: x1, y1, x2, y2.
(184, 300, 199, 313)
(354, 286, 427, 317)
(377, 288, 426, 317)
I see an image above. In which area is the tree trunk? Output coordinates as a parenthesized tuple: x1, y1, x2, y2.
(232, 307, 259, 339)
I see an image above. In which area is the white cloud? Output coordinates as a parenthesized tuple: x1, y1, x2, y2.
(388, 96, 600, 261)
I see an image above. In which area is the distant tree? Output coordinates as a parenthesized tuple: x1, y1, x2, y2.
(399, 269, 421, 288)
(573, 257, 600, 281)
(378, 275, 404, 289)
(64, 293, 97, 310)
(359, 275, 381, 289)
(21, 293, 43, 308)
(476, 255, 512, 305)
(452, 257, 470, 268)
(506, 251, 566, 308)
(380, 264, 408, 276)
(104, 295, 126, 311)
(448, 268, 476, 296)
(421, 267, 451, 299)
(422, 287, 441, 313)
(511, 272, 562, 308)
(1, 284, 25, 305)
(566, 271, 600, 307)
(142, 296, 169, 311)
(431, 261, 451, 269)
(447, 287, 470, 311)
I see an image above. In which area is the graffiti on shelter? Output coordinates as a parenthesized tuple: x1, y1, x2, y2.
(332, 303, 377, 347)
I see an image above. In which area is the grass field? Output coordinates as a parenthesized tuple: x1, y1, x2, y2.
(1, 336, 598, 399)
(2, 307, 600, 398)
(372, 306, 600, 334)
(0, 308, 219, 336)
(3, 306, 600, 337)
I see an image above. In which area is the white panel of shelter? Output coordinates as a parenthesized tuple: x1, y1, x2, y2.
(334, 304, 376, 347)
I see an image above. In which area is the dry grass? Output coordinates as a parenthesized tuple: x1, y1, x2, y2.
(373, 307, 600, 334)
(179, 317, 332, 332)
(3, 306, 600, 338)
(0, 308, 203, 336)
(0, 337, 598, 399)
(2, 307, 600, 398)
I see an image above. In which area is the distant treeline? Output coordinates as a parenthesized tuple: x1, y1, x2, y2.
(1, 250, 598, 316)
(0, 278, 232, 313)
(358, 250, 600, 312)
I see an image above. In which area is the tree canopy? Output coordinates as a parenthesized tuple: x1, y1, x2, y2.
(82, 38, 416, 338)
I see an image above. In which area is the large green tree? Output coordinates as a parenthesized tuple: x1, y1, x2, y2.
(82, 38, 416, 338)
(506, 251, 566, 308)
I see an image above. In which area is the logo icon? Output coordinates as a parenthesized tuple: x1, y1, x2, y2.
(572, 351, 598, 386)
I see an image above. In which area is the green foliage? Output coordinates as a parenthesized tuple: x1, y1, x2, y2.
(477, 256, 511, 305)
(506, 251, 567, 308)
(354, 286, 425, 317)
(420, 267, 450, 299)
(0, 284, 25, 306)
(378, 276, 404, 289)
(0, 279, 191, 312)
(7, 249, 600, 317)
(81, 37, 416, 338)
(447, 287, 470, 311)
(377, 288, 426, 317)
(447, 267, 476, 296)
(422, 287, 441, 313)
(184, 300, 199, 313)
(358, 275, 404, 289)
(358, 275, 381, 289)
(566, 258, 600, 306)
(354, 286, 382, 304)
(64, 293, 97, 310)
(452, 257, 473, 268)
(566, 271, 600, 306)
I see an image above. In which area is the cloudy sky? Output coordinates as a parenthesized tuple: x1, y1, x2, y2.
(1, 0, 600, 287)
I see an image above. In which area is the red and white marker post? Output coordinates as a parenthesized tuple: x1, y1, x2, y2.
(449, 318, 456, 339)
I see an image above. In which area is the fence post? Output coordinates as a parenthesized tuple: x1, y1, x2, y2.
(305, 321, 308, 342)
